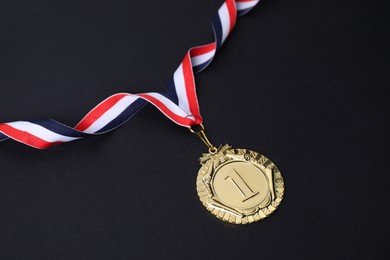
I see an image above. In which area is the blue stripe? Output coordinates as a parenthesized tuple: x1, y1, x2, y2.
(0, 133, 8, 141)
(96, 98, 147, 133)
(237, 8, 253, 17)
(212, 14, 224, 49)
(30, 119, 89, 138)
(165, 77, 179, 105)
(193, 59, 213, 74)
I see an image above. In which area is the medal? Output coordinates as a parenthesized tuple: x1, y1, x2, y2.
(0, 0, 284, 224)
(191, 125, 284, 224)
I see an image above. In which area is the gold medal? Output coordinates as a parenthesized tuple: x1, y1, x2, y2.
(191, 125, 284, 224)
(0, 0, 283, 226)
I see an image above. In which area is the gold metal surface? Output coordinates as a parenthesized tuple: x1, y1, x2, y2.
(189, 124, 217, 154)
(196, 144, 284, 224)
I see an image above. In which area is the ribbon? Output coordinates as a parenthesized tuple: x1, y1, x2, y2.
(0, 0, 260, 148)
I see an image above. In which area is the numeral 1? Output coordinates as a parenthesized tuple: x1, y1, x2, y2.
(225, 169, 259, 202)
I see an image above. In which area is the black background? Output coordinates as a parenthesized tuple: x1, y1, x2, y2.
(0, 0, 389, 259)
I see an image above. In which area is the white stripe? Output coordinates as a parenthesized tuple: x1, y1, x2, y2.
(142, 92, 194, 120)
(191, 49, 216, 67)
(84, 95, 139, 134)
(7, 121, 80, 143)
(236, 1, 258, 11)
(173, 64, 192, 114)
(218, 2, 231, 44)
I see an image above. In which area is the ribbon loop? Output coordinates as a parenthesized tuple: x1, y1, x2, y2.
(0, 0, 260, 148)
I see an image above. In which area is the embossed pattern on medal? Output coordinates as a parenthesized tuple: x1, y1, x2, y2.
(196, 145, 284, 224)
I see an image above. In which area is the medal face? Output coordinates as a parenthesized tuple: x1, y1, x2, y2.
(196, 145, 284, 224)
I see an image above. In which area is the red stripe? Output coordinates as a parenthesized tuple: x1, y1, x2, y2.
(190, 43, 216, 57)
(181, 54, 202, 124)
(0, 124, 57, 149)
(75, 93, 127, 131)
(226, 0, 237, 33)
(138, 94, 196, 127)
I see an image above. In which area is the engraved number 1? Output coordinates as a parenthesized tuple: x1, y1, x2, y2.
(225, 169, 259, 202)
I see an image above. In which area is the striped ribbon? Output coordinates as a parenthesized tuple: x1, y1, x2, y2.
(0, 0, 260, 149)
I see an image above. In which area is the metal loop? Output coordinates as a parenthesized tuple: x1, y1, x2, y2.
(189, 124, 205, 135)
(208, 146, 218, 154)
(189, 124, 217, 153)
